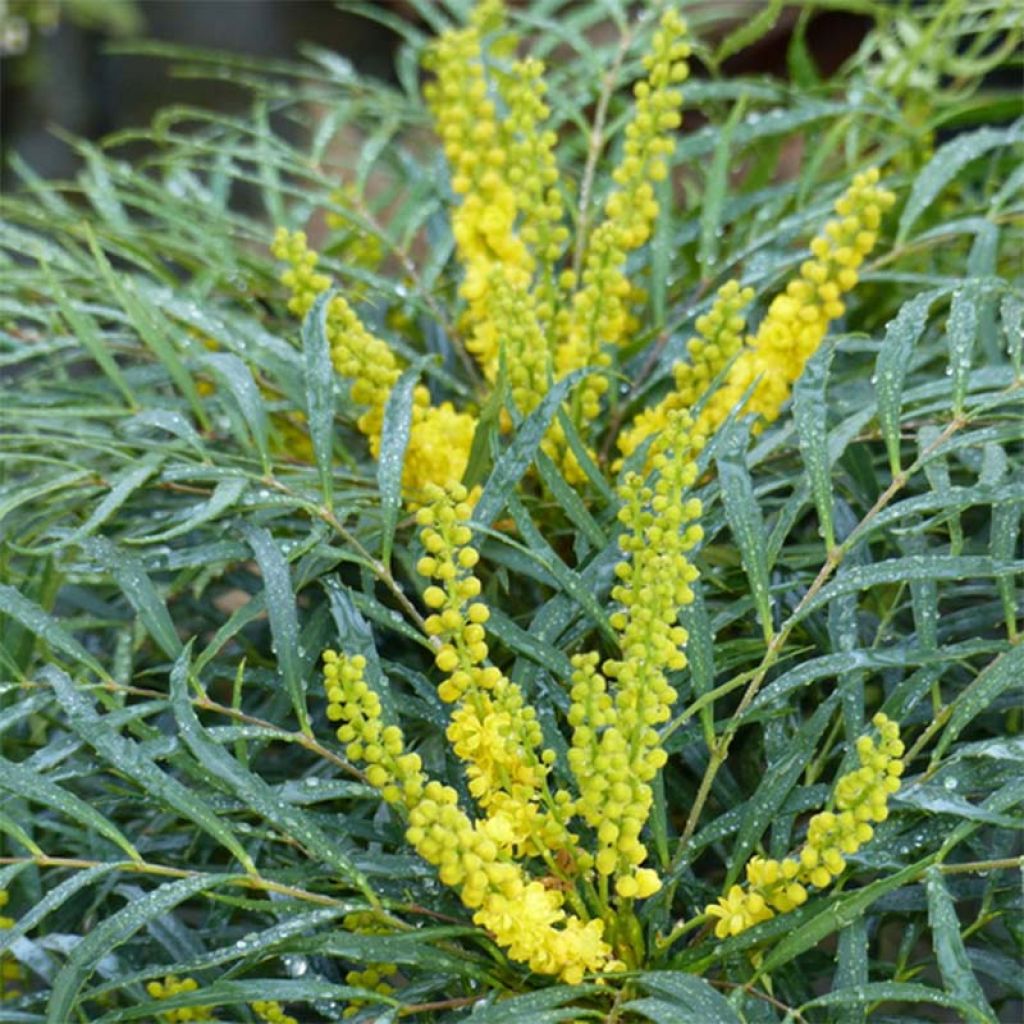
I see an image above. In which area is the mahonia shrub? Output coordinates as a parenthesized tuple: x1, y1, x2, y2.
(0, 0, 1021, 1020)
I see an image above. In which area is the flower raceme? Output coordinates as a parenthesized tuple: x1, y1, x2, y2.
(706, 713, 905, 939)
(320, 404, 705, 979)
(270, 228, 477, 501)
(696, 169, 897, 441)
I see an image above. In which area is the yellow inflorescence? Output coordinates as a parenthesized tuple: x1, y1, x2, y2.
(706, 713, 904, 939)
(403, 401, 478, 503)
(252, 1000, 298, 1024)
(322, 647, 611, 984)
(146, 976, 214, 1023)
(416, 483, 575, 855)
(570, 409, 702, 894)
(271, 227, 401, 442)
(697, 169, 896, 439)
(497, 55, 570, 328)
(0, 890, 25, 1001)
(272, 228, 477, 498)
(423, 1, 536, 379)
(617, 280, 755, 463)
(556, 9, 690, 428)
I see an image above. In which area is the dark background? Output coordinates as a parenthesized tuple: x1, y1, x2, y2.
(1, 1, 403, 188)
(1, 0, 878, 192)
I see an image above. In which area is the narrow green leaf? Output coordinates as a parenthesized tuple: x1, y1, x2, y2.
(474, 370, 584, 526)
(96, 979, 378, 1023)
(301, 289, 337, 507)
(716, 0, 783, 62)
(0, 584, 109, 680)
(793, 339, 836, 550)
(202, 352, 270, 471)
(125, 477, 247, 544)
(633, 973, 741, 1024)
(802, 556, 1024, 618)
(0, 756, 140, 861)
(378, 358, 430, 565)
(42, 260, 136, 408)
(947, 281, 980, 417)
(457, 987, 599, 1023)
(834, 919, 869, 1024)
(86, 537, 182, 659)
(717, 427, 773, 642)
(678, 584, 715, 746)
(462, 368, 503, 490)
(1000, 293, 1022, 372)
(64, 454, 162, 547)
(898, 122, 1024, 241)
(0, 865, 117, 954)
(243, 525, 311, 734)
(44, 666, 256, 873)
(934, 643, 1024, 761)
(800, 981, 990, 1024)
(874, 290, 942, 476)
(535, 450, 606, 549)
(698, 94, 747, 275)
(759, 858, 933, 973)
(990, 498, 1021, 640)
(169, 648, 375, 899)
(86, 225, 209, 428)
(47, 872, 232, 1024)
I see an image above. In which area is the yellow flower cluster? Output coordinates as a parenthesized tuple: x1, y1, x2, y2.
(146, 976, 214, 1023)
(416, 483, 574, 855)
(272, 228, 477, 500)
(252, 1000, 298, 1024)
(322, 646, 611, 984)
(423, 1, 536, 379)
(706, 713, 904, 939)
(697, 169, 896, 439)
(556, 9, 691, 428)
(0, 890, 25, 1000)
(498, 55, 570, 326)
(272, 227, 400, 439)
(340, 911, 396, 1019)
(570, 409, 702, 894)
(617, 280, 755, 463)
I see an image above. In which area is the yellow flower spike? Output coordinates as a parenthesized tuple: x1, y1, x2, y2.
(322, 650, 611, 983)
(706, 716, 903, 937)
(556, 8, 690, 431)
(0, 890, 26, 1001)
(272, 229, 475, 496)
(571, 409, 702, 892)
(617, 279, 755, 465)
(423, 2, 536, 379)
(147, 975, 214, 1023)
(414, 483, 578, 857)
(488, 267, 552, 419)
(497, 56, 570, 327)
(271, 227, 332, 318)
(697, 168, 897, 439)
